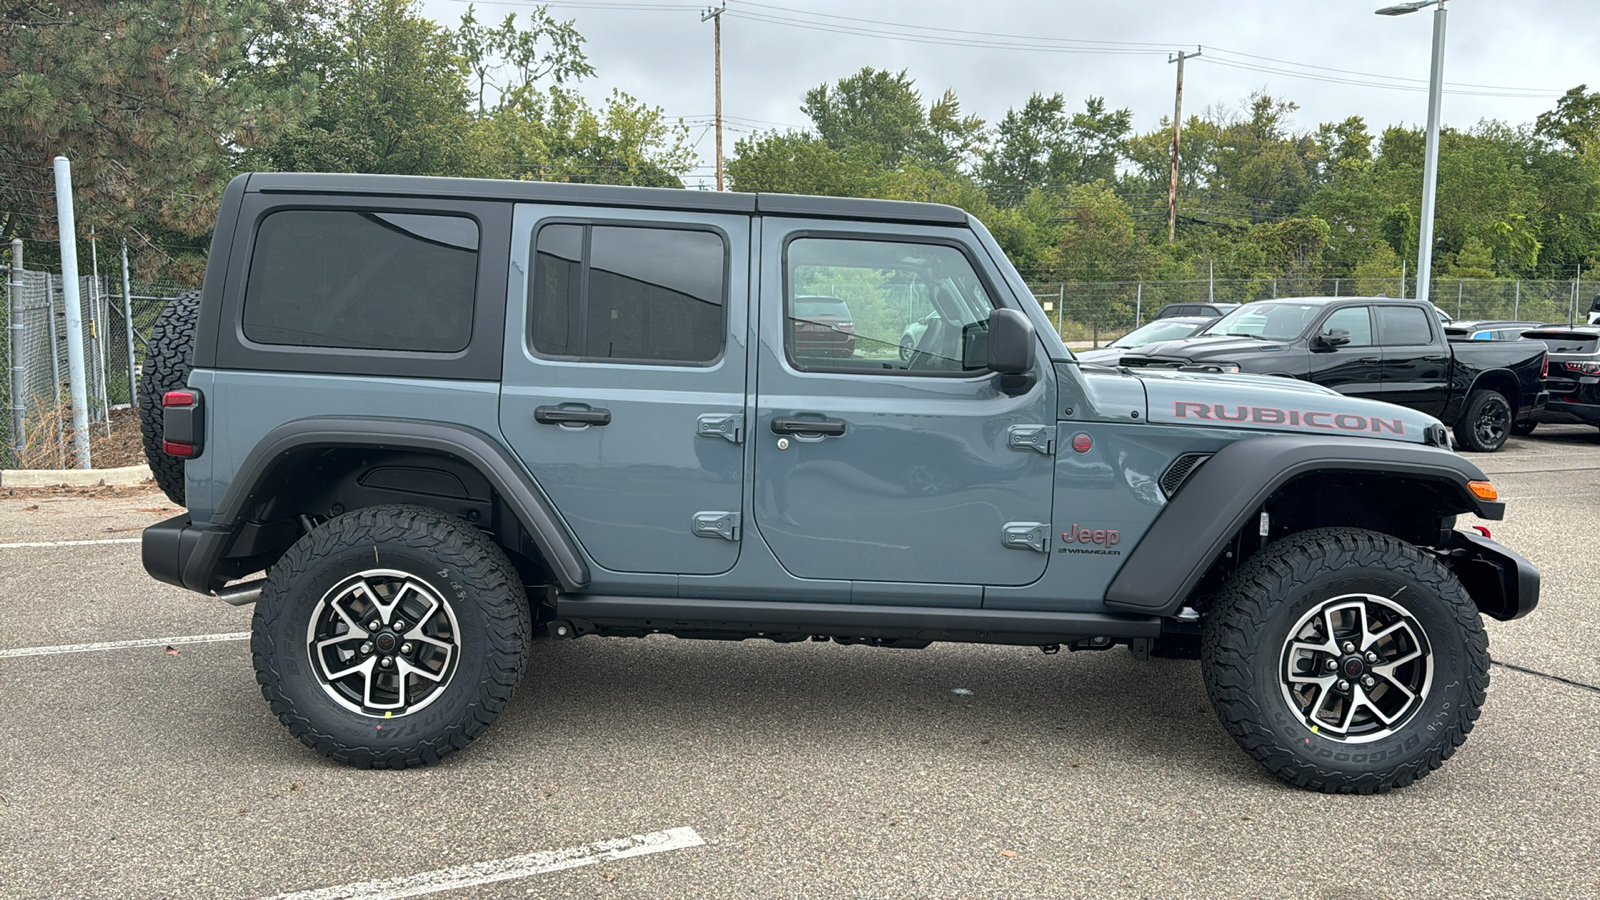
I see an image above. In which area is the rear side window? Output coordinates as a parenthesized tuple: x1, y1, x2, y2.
(531, 224, 725, 364)
(243, 210, 479, 352)
(1377, 306, 1434, 346)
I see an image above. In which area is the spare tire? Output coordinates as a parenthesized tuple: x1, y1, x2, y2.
(137, 290, 201, 505)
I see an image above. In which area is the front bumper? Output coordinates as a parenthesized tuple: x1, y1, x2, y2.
(1443, 530, 1540, 621)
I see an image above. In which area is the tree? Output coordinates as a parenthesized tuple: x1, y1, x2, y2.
(1535, 85, 1600, 156)
(979, 94, 1131, 203)
(0, 0, 312, 260)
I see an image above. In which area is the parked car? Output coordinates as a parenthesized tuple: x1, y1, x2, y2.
(1445, 320, 1545, 342)
(1588, 295, 1599, 325)
(1520, 326, 1600, 435)
(138, 173, 1537, 794)
(1118, 297, 1548, 452)
(1076, 316, 1218, 366)
(1151, 301, 1240, 320)
(792, 295, 856, 359)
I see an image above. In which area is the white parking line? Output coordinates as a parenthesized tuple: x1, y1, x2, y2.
(260, 826, 706, 900)
(0, 632, 249, 659)
(0, 537, 142, 549)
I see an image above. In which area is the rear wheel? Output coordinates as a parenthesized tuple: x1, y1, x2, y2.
(1454, 389, 1512, 452)
(1201, 527, 1488, 794)
(252, 505, 533, 768)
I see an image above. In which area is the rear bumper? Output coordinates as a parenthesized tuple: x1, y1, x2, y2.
(142, 513, 231, 594)
(1444, 530, 1540, 621)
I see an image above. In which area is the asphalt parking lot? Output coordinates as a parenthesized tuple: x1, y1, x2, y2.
(2, 428, 1598, 899)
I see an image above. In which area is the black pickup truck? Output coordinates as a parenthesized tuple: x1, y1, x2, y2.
(1116, 297, 1547, 452)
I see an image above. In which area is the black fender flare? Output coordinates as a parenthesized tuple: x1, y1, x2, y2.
(199, 416, 590, 592)
(1103, 435, 1501, 616)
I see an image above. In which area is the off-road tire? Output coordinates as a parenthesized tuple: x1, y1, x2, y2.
(1510, 420, 1537, 437)
(252, 505, 533, 768)
(1201, 527, 1489, 794)
(1454, 388, 1512, 452)
(136, 290, 202, 505)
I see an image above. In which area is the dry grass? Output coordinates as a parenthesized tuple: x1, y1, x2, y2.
(7, 397, 144, 470)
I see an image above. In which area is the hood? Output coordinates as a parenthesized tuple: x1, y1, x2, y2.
(1074, 346, 1128, 366)
(1131, 367, 1445, 445)
(1129, 334, 1288, 362)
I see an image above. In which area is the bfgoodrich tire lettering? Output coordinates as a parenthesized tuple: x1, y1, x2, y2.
(252, 505, 532, 768)
(1200, 527, 1489, 794)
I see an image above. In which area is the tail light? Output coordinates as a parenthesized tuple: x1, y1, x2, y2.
(837, 322, 855, 332)
(1564, 361, 1600, 375)
(162, 389, 204, 459)
(1541, 352, 1549, 379)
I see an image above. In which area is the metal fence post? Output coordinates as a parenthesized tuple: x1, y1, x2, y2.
(1135, 281, 1143, 326)
(1055, 284, 1063, 334)
(1513, 280, 1519, 319)
(1333, 278, 1340, 297)
(120, 239, 136, 406)
(1457, 280, 1462, 318)
(1272, 276, 1277, 299)
(8, 238, 23, 464)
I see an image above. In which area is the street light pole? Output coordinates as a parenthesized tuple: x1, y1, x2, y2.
(1377, 0, 1448, 307)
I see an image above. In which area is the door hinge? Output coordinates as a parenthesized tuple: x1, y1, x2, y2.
(1002, 521, 1051, 553)
(692, 511, 741, 541)
(697, 413, 744, 444)
(1007, 425, 1055, 455)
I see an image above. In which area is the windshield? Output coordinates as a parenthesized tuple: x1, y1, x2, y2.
(1111, 319, 1208, 348)
(1201, 303, 1322, 340)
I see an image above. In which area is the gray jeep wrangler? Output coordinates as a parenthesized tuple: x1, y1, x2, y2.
(140, 173, 1538, 794)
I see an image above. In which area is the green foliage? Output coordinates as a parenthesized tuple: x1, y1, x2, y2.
(0, 0, 314, 273)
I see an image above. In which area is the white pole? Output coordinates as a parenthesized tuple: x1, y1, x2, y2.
(1135, 281, 1143, 327)
(53, 156, 91, 468)
(1400, 260, 1406, 299)
(1416, 2, 1448, 306)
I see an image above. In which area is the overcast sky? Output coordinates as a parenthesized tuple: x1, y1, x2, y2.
(418, 0, 1593, 186)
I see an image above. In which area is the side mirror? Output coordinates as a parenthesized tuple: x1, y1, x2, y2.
(985, 308, 1035, 375)
(1315, 328, 1351, 349)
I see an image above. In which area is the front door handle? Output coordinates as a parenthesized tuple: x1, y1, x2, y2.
(771, 416, 846, 437)
(1359, 357, 1381, 364)
(535, 405, 611, 426)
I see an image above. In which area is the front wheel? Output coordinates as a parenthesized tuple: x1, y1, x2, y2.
(1201, 528, 1488, 794)
(1454, 389, 1512, 452)
(252, 505, 533, 768)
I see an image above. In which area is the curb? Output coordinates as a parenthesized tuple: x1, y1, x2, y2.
(0, 464, 153, 488)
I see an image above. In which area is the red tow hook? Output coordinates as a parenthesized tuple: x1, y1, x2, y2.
(1471, 525, 1492, 540)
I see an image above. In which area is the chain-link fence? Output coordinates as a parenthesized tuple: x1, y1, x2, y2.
(1030, 277, 1594, 346)
(3, 263, 193, 468)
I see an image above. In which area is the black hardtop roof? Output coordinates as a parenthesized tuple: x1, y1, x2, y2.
(239, 172, 969, 226)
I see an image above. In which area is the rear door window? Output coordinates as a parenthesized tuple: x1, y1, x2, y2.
(243, 210, 479, 352)
(1377, 306, 1435, 345)
(530, 224, 726, 365)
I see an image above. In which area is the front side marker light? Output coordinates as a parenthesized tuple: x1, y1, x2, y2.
(1467, 480, 1498, 501)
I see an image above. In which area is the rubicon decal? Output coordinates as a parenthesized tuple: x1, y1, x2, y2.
(1060, 524, 1121, 555)
(1172, 402, 1404, 436)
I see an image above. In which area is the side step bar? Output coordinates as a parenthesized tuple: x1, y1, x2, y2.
(553, 595, 1161, 646)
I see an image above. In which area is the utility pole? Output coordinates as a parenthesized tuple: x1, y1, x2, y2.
(1167, 47, 1200, 243)
(702, 4, 727, 191)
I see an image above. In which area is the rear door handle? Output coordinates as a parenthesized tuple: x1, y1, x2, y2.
(535, 405, 611, 426)
(1359, 357, 1381, 364)
(771, 416, 846, 437)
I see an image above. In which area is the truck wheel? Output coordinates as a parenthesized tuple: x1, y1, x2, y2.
(1510, 421, 1537, 437)
(1200, 527, 1488, 794)
(252, 505, 533, 768)
(136, 290, 202, 505)
(1453, 389, 1512, 452)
